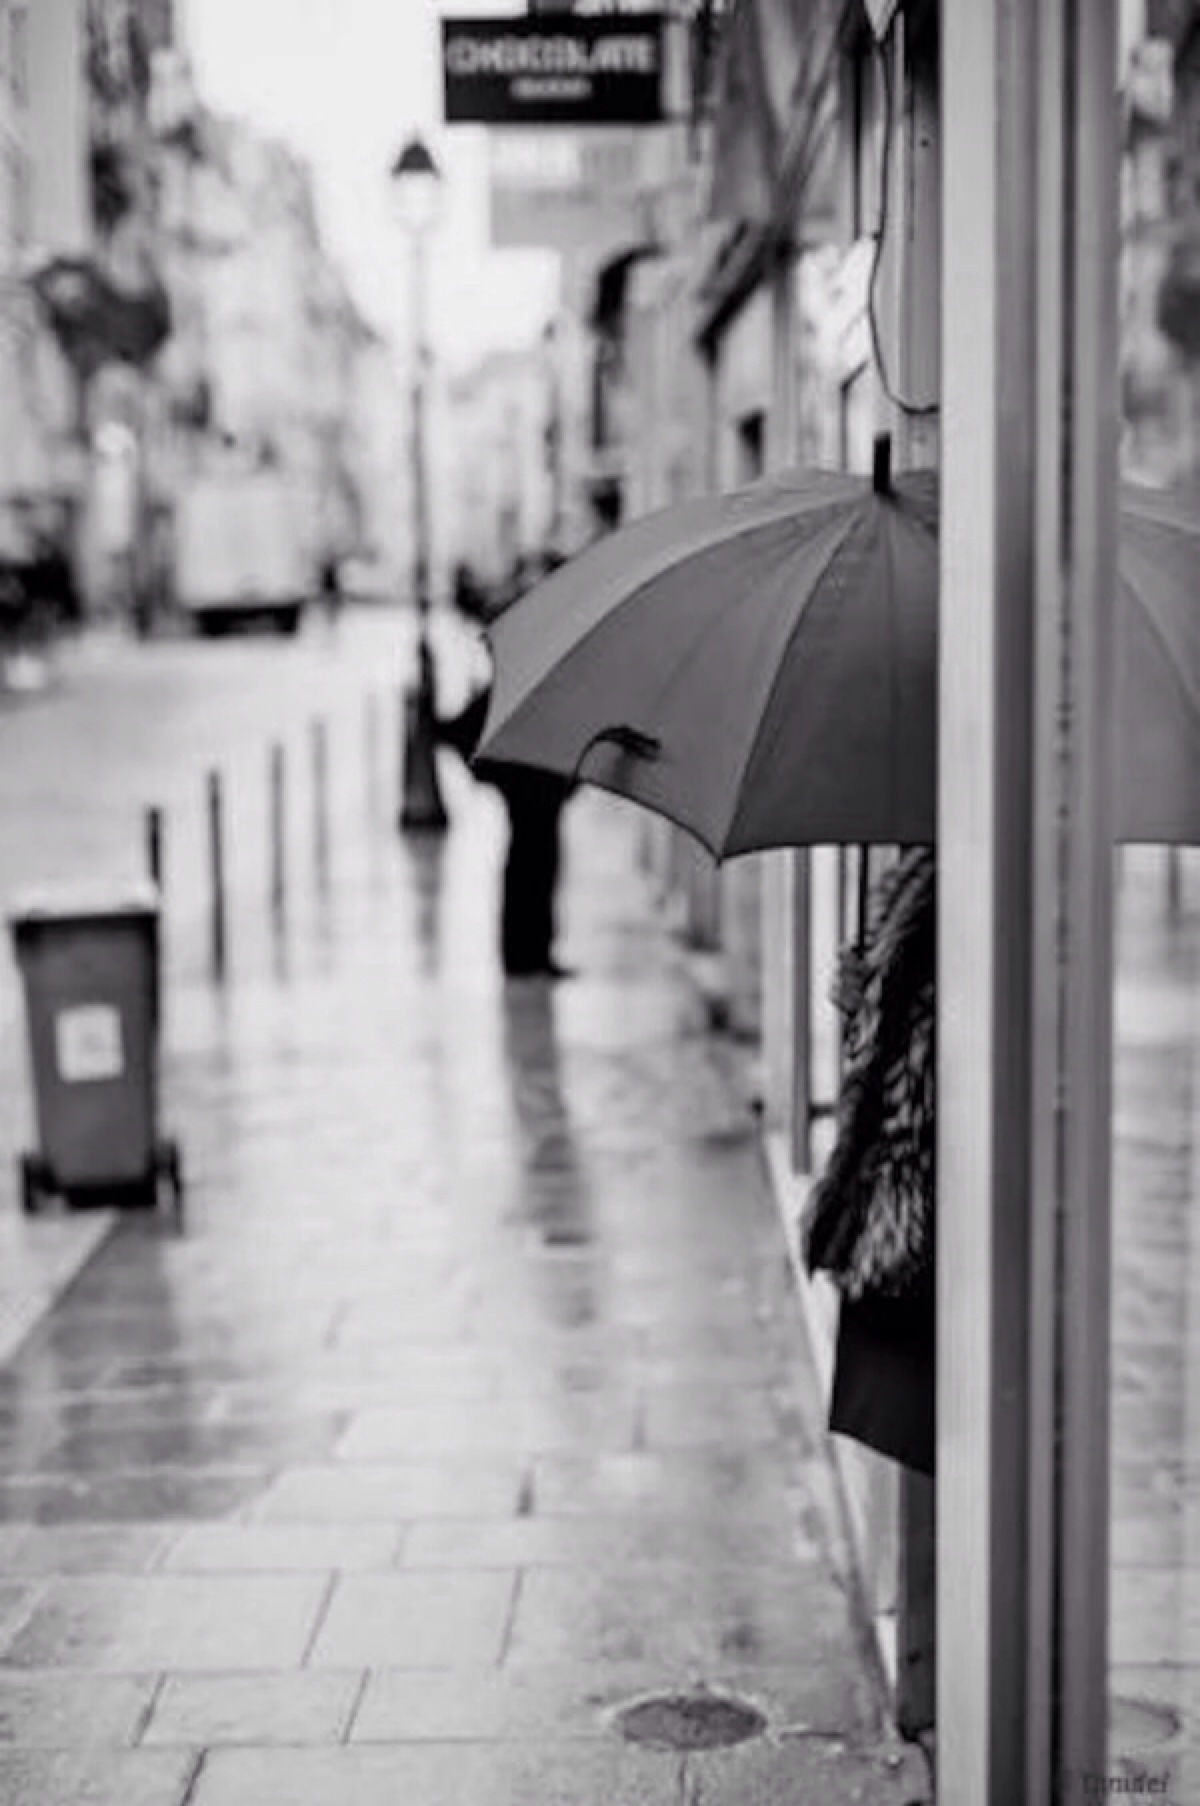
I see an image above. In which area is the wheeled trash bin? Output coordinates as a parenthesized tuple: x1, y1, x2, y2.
(9, 880, 183, 1221)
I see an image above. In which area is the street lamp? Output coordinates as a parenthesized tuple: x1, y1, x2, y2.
(392, 133, 448, 833)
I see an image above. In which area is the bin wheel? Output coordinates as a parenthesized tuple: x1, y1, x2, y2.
(18, 1153, 47, 1216)
(155, 1138, 185, 1230)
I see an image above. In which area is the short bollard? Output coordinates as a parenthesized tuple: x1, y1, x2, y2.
(1167, 846, 1183, 920)
(396, 685, 405, 812)
(270, 742, 287, 926)
(311, 718, 330, 889)
(206, 771, 227, 982)
(144, 805, 165, 1022)
(144, 806, 164, 890)
(399, 645, 449, 833)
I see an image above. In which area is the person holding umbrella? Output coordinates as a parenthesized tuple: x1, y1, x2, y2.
(437, 554, 577, 981)
(468, 434, 1198, 1466)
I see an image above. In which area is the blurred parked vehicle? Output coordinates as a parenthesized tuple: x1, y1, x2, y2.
(175, 471, 314, 637)
(338, 553, 394, 606)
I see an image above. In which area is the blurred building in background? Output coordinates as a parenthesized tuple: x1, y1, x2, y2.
(150, 99, 400, 622)
(0, 0, 88, 578)
(1120, 0, 1200, 481)
(446, 341, 559, 599)
(0, 8, 399, 632)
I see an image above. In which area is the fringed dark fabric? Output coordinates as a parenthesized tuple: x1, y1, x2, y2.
(801, 848, 937, 1474)
(802, 848, 937, 1302)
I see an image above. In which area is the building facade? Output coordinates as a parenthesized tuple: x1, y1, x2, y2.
(446, 341, 560, 600)
(0, 0, 84, 569)
(148, 84, 400, 616)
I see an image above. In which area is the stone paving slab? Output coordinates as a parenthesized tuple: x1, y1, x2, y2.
(503, 1561, 853, 1669)
(397, 1507, 819, 1570)
(306, 1570, 518, 1669)
(0, 1671, 154, 1746)
(0, 1574, 331, 1671)
(0, 1748, 196, 1806)
(249, 1456, 528, 1523)
(156, 1522, 403, 1574)
(0, 1526, 178, 1576)
(140, 1669, 363, 1748)
(187, 1741, 683, 1806)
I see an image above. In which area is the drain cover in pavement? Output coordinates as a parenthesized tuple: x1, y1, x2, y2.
(615, 1692, 767, 1751)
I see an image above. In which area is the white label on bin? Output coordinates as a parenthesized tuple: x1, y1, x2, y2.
(55, 1005, 124, 1083)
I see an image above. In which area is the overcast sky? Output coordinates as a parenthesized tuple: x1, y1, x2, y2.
(182, 0, 561, 367)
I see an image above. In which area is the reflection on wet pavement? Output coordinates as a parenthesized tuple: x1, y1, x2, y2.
(0, 775, 927, 1803)
(1110, 852, 1200, 1791)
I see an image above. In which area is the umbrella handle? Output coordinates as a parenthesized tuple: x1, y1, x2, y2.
(572, 724, 661, 782)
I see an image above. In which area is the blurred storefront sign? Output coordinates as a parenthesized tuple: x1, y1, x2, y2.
(488, 129, 652, 250)
(441, 14, 667, 125)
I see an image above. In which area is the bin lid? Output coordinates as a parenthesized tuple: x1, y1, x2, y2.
(8, 877, 160, 929)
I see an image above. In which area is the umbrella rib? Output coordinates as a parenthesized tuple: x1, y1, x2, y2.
(496, 502, 852, 726)
(635, 524, 833, 748)
(725, 506, 874, 847)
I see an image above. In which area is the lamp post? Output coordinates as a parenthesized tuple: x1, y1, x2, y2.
(392, 134, 448, 833)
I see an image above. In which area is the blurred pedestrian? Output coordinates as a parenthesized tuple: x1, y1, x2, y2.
(24, 528, 80, 632)
(452, 560, 488, 626)
(800, 849, 937, 1475)
(0, 557, 24, 669)
(318, 554, 343, 630)
(437, 664, 576, 981)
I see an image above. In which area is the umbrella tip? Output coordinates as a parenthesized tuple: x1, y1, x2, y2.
(872, 433, 892, 496)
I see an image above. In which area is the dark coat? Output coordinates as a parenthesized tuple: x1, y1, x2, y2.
(437, 686, 575, 975)
(802, 849, 937, 1474)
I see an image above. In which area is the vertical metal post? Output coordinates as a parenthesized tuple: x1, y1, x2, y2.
(939, 0, 1041, 1797)
(790, 849, 813, 1175)
(544, 316, 564, 554)
(1167, 845, 1182, 919)
(940, 0, 1118, 1799)
(311, 718, 330, 888)
(269, 742, 286, 925)
(399, 217, 448, 833)
(144, 805, 163, 889)
(145, 805, 165, 1026)
(1055, 0, 1118, 1783)
(206, 771, 226, 982)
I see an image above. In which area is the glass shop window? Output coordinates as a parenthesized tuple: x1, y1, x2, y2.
(1108, 5, 1200, 1793)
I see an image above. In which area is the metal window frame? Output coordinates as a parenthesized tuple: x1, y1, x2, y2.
(939, 0, 1116, 1800)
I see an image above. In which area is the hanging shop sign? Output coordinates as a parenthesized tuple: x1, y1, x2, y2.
(488, 128, 650, 250)
(441, 14, 667, 125)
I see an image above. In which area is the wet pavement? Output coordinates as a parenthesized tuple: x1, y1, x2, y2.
(1109, 850, 1200, 1794)
(0, 630, 928, 1804)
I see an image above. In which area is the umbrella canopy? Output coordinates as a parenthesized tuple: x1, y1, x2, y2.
(479, 451, 1200, 854)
